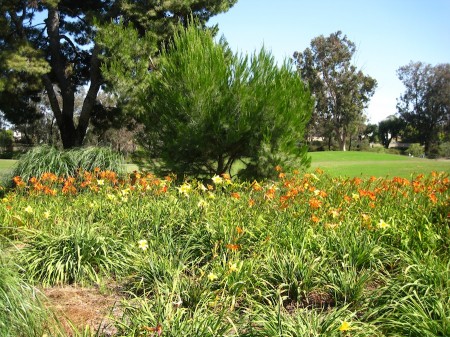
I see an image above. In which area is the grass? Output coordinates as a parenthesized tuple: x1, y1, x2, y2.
(309, 151, 449, 178)
(2, 151, 449, 180)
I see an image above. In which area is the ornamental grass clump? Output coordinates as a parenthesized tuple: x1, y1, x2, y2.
(11, 145, 124, 183)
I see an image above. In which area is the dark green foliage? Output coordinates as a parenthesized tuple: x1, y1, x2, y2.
(0, 0, 237, 148)
(397, 61, 450, 153)
(137, 24, 313, 179)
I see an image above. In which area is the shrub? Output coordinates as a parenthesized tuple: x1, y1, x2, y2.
(438, 142, 450, 158)
(407, 143, 424, 157)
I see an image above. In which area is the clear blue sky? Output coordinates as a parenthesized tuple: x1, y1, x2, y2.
(208, 0, 450, 124)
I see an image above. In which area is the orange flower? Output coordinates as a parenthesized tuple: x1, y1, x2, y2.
(311, 215, 320, 223)
(43, 187, 57, 196)
(62, 181, 77, 194)
(248, 198, 256, 207)
(236, 226, 244, 235)
(319, 190, 328, 198)
(309, 198, 322, 209)
(226, 243, 240, 251)
(231, 192, 240, 200)
(352, 177, 362, 186)
(280, 195, 290, 204)
(278, 172, 286, 179)
(41, 172, 58, 182)
(12, 176, 26, 188)
(428, 193, 437, 203)
(142, 324, 162, 336)
(275, 165, 282, 172)
(264, 188, 276, 200)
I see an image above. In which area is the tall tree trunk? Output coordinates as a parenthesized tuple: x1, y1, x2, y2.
(45, 9, 102, 149)
(337, 127, 347, 151)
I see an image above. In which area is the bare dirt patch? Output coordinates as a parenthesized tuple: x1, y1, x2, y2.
(42, 285, 124, 336)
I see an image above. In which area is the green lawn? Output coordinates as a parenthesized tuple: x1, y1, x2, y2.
(0, 159, 16, 180)
(2, 152, 449, 180)
(309, 151, 449, 178)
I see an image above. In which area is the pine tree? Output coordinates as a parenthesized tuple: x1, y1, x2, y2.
(0, 0, 237, 148)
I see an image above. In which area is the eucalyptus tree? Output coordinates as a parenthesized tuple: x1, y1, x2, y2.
(0, 0, 237, 148)
(294, 31, 377, 151)
(397, 61, 450, 152)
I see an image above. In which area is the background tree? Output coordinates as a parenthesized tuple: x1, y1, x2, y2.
(397, 61, 450, 153)
(106, 23, 313, 179)
(364, 123, 379, 144)
(294, 31, 377, 151)
(378, 115, 405, 148)
(0, 0, 237, 148)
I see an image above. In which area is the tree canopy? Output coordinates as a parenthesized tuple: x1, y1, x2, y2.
(378, 115, 405, 148)
(0, 0, 237, 148)
(294, 31, 377, 151)
(397, 61, 450, 153)
(105, 23, 313, 179)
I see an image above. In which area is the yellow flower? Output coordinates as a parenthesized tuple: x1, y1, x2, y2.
(378, 219, 389, 229)
(24, 205, 33, 214)
(43, 211, 50, 219)
(97, 179, 104, 185)
(228, 261, 239, 272)
(352, 193, 360, 200)
(338, 321, 351, 331)
(197, 182, 207, 192)
(207, 272, 218, 281)
(330, 209, 340, 218)
(310, 173, 319, 181)
(197, 199, 208, 209)
(107, 193, 116, 201)
(177, 183, 192, 196)
(211, 175, 223, 185)
(324, 223, 339, 229)
(2, 197, 8, 203)
(138, 239, 148, 251)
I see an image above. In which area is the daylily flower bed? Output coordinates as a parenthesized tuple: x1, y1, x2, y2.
(1, 168, 448, 336)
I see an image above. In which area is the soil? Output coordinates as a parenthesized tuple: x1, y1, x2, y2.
(42, 284, 125, 336)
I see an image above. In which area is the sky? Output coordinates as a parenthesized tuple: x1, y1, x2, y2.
(208, 0, 450, 124)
